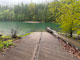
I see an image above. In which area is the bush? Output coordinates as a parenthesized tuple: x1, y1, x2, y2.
(11, 29, 17, 38)
(77, 31, 80, 35)
(1, 35, 11, 39)
(0, 43, 4, 49)
(3, 40, 13, 48)
(0, 36, 14, 52)
(0, 42, 4, 51)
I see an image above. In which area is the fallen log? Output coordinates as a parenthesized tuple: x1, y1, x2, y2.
(46, 27, 53, 34)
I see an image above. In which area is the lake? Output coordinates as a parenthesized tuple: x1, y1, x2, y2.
(0, 21, 59, 35)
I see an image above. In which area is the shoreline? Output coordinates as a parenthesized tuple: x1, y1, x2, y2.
(24, 21, 40, 23)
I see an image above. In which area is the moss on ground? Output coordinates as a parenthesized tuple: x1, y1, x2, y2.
(19, 32, 31, 37)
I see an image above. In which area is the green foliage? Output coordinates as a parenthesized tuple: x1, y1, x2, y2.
(0, 3, 55, 22)
(0, 41, 4, 51)
(0, 35, 14, 51)
(49, 0, 80, 37)
(77, 30, 80, 35)
(3, 40, 13, 48)
(0, 9, 15, 21)
(1, 35, 11, 39)
(48, 1, 62, 21)
(0, 43, 4, 49)
(19, 33, 31, 37)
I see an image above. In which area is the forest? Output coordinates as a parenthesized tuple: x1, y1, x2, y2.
(0, 3, 54, 22)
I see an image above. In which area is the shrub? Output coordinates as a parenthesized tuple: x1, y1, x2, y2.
(1, 35, 11, 39)
(77, 31, 80, 35)
(11, 29, 17, 38)
(0, 43, 4, 49)
(0, 42, 4, 51)
(3, 40, 13, 48)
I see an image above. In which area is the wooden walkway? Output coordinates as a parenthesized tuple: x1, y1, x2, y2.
(0, 32, 79, 60)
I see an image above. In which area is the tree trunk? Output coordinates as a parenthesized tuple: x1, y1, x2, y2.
(70, 30, 73, 37)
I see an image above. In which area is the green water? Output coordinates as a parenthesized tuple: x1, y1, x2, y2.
(0, 21, 59, 35)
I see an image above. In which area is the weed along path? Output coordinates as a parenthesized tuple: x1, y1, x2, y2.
(0, 32, 79, 60)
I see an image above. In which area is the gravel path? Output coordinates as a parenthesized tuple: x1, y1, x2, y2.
(0, 32, 79, 60)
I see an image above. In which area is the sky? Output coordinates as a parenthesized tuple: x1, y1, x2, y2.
(0, 0, 54, 6)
